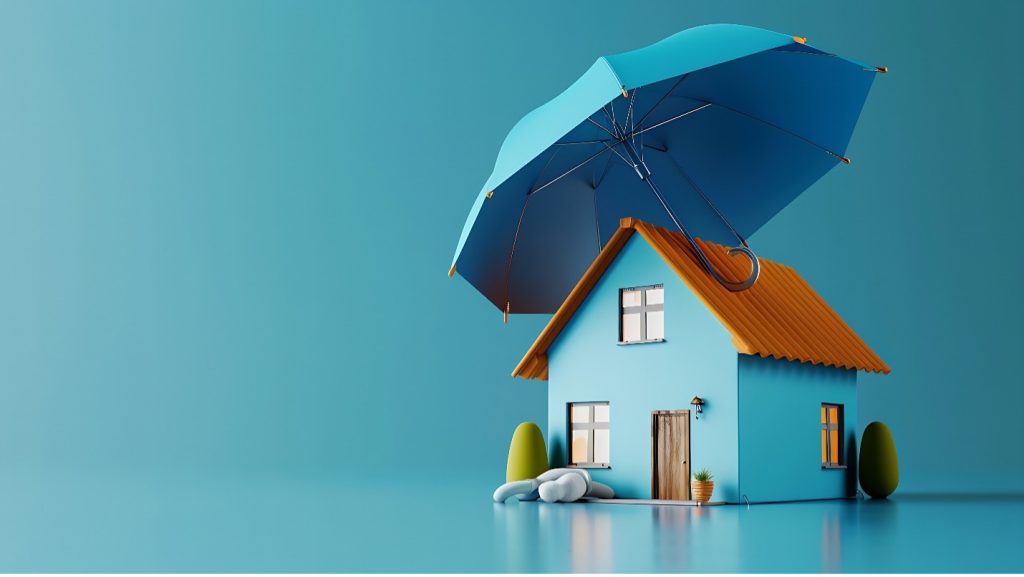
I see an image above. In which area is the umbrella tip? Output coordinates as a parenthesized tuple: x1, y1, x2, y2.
(621, 87, 629, 98)
(485, 190, 494, 199)
(840, 156, 852, 165)
(504, 301, 510, 324)
(448, 264, 456, 278)
(876, 66, 889, 74)
(793, 36, 807, 44)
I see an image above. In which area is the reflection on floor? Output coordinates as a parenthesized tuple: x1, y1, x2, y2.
(0, 472, 1020, 572)
(582, 497, 726, 506)
(494, 492, 1024, 573)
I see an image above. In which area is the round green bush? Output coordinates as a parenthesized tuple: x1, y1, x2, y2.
(506, 422, 549, 482)
(859, 421, 899, 498)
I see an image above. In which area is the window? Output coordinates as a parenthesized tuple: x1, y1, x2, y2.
(620, 284, 664, 343)
(569, 402, 610, 467)
(821, 403, 844, 468)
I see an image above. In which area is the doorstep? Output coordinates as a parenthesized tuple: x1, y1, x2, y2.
(580, 497, 727, 506)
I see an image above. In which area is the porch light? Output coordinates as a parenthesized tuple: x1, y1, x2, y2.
(690, 396, 704, 419)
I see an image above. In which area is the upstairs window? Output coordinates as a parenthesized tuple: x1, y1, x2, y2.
(620, 285, 664, 344)
(569, 402, 610, 468)
(821, 403, 844, 468)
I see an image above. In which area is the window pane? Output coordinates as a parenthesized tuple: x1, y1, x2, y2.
(622, 313, 641, 342)
(593, 404, 609, 423)
(571, 430, 589, 464)
(821, 429, 827, 465)
(646, 310, 664, 340)
(621, 289, 641, 307)
(821, 406, 827, 424)
(828, 406, 839, 424)
(571, 405, 591, 423)
(829, 430, 840, 464)
(593, 429, 610, 464)
(646, 287, 664, 305)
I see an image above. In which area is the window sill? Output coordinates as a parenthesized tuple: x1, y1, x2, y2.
(570, 464, 610, 469)
(821, 465, 847, 470)
(617, 338, 665, 346)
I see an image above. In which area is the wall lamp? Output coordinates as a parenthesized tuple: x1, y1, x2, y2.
(690, 396, 704, 419)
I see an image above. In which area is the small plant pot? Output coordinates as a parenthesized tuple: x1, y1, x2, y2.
(691, 480, 715, 503)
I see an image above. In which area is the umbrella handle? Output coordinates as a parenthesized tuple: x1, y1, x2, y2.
(702, 245, 760, 292)
(639, 169, 760, 292)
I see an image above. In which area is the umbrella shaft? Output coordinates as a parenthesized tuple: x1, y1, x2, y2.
(620, 140, 759, 292)
(622, 141, 651, 180)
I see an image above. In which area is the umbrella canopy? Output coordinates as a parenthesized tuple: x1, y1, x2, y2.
(451, 24, 884, 316)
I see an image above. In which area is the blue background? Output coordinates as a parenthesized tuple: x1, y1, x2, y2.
(1, 0, 1023, 571)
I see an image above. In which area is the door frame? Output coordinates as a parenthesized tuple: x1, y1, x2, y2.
(650, 409, 692, 500)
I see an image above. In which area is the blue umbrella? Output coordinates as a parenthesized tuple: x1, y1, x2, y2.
(450, 24, 885, 317)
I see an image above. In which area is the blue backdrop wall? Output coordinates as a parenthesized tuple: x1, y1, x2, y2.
(1, 0, 1022, 498)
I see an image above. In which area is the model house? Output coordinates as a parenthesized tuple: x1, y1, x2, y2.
(512, 218, 889, 503)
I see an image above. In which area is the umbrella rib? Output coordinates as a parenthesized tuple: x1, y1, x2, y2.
(649, 145, 748, 246)
(602, 105, 623, 138)
(587, 117, 618, 139)
(642, 172, 759, 291)
(627, 88, 641, 159)
(625, 88, 638, 136)
(771, 47, 838, 59)
(529, 145, 615, 195)
(503, 194, 532, 320)
(634, 73, 689, 131)
(505, 146, 563, 317)
(631, 102, 712, 137)
(592, 151, 614, 189)
(526, 147, 563, 195)
(553, 138, 612, 146)
(629, 99, 849, 163)
(600, 140, 634, 168)
(700, 100, 850, 162)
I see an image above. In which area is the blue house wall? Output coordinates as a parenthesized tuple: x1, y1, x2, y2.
(546, 236, 741, 501)
(737, 354, 858, 502)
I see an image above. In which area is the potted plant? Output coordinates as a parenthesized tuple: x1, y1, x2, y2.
(691, 468, 714, 503)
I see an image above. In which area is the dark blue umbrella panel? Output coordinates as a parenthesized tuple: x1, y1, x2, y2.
(451, 24, 883, 315)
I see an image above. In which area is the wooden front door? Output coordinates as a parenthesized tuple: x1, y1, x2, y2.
(652, 410, 691, 500)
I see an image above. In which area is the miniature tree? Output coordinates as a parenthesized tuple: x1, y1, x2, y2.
(859, 421, 899, 498)
(506, 422, 549, 482)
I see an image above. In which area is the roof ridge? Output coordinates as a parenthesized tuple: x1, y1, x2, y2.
(513, 218, 890, 379)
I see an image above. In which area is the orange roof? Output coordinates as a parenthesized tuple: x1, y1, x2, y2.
(513, 218, 890, 380)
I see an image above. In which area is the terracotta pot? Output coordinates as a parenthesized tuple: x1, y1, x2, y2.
(692, 480, 715, 503)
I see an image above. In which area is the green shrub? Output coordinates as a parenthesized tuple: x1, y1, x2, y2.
(693, 468, 713, 482)
(859, 421, 899, 498)
(506, 422, 549, 482)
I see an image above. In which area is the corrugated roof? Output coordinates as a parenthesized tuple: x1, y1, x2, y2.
(512, 218, 890, 380)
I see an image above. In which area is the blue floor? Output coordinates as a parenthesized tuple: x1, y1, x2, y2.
(0, 471, 1021, 572)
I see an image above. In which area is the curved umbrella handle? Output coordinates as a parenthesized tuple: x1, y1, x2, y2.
(639, 170, 761, 292)
(703, 245, 760, 292)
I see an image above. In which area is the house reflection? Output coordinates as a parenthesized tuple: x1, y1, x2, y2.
(569, 505, 613, 572)
(821, 505, 842, 572)
(650, 505, 694, 569)
(492, 501, 545, 573)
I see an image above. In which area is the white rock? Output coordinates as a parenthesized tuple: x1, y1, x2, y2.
(538, 471, 587, 503)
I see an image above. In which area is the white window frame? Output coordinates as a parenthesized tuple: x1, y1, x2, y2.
(619, 284, 664, 344)
(568, 402, 610, 468)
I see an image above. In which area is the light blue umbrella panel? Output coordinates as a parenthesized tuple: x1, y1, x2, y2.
(451, 24, 885, 316)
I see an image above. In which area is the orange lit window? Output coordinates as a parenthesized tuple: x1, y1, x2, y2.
(821, 403, 844, 468)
